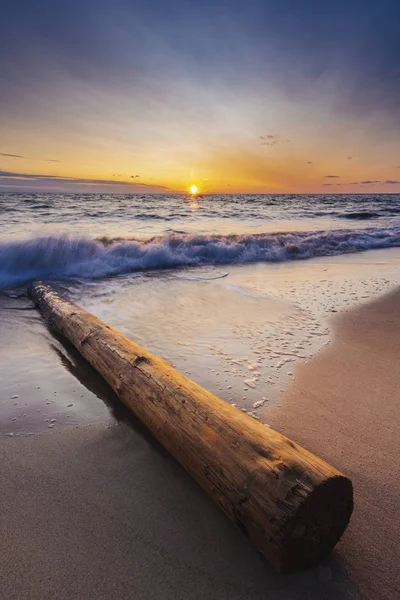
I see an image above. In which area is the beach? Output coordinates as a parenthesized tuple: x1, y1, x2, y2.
(1, 193, 400, 598)
(0, 250, 399, 598)
(265, 288, 400, 599)
(2, 0, 400, 593)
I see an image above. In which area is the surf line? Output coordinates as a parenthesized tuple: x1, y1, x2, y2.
(29, 281, 353, 573)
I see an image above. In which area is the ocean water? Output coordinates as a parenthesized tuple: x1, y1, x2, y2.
(1, 192, 400, 432)
(1, 192, 400, 289)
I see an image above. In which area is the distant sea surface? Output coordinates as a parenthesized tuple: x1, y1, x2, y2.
(1, 192, 400, 289)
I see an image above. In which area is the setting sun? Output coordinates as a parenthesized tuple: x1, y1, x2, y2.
(189, 184, 198, 195)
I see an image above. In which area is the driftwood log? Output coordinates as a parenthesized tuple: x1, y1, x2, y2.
(29, 281, 353, 572)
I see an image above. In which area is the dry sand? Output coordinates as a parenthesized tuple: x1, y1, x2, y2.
(0, 289, 399, 599)
(265, 288, 400, 600)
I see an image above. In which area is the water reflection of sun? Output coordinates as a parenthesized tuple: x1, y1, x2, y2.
(189, 198, 199, 210)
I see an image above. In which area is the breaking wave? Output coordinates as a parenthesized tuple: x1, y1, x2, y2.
(1, 227, 400, 289)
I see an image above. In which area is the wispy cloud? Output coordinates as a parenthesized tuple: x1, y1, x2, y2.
(259, 134, 290, 147)
(0, 170, 171, 192)
(0, 152, 27, 159)
(321, 180, 380, 187)
(130, 175, 140, 178)
(324, 175, 340, 178)
(321, 179, 400, 188)
(1, 152, 60, 163)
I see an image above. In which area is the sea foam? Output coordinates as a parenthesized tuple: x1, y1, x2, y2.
(1, 227, 400, 288)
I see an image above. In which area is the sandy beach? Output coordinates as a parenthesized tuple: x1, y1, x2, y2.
(2, 0, 400, 594)
(0, 273, 399, 599)
(264, 289, 400, 599)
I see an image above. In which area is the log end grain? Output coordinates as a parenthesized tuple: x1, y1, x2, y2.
(274, 475, 353, 572)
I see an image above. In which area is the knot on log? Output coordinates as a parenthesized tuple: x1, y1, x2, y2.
(134, 355, 150, 366)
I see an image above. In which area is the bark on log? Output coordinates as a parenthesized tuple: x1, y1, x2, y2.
(28, 281, 353, 572)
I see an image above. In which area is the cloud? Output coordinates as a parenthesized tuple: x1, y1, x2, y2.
(259, 134, 290, 147)
(347, 156, 352, 160)
(340, 180, 381, 185)
(324, 175, 340, 178)
(0, 152, 27, 159)
(260, 134, 278, 146)
(339, 179, 399, 185)
(0, 170, 33, 178)
(130, 175, 140, 178)
(321, 180, 384, 187)
(321, 182, 355, 187)
(0, 170, 171, 193)
(1, 152, 60, 163)
(307, 161, 312, 164)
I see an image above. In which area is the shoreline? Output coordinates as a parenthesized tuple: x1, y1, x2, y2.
(0, 268, 399, 598)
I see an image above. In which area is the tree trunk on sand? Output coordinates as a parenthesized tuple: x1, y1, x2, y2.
(28, 281, 353, 572)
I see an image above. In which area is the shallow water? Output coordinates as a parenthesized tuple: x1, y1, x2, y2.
(1, 249, 399, 436)
(1, 193, 400, 434)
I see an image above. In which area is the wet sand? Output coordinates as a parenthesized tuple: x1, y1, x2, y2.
(0, 275, 399, 598)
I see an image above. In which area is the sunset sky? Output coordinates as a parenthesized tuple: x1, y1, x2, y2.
(1, 0, 400, 194)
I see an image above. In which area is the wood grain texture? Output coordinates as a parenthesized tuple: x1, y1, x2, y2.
(29, 281, 353, 572)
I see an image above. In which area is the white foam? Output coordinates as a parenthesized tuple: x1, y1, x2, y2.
(2, 226, 400, 288)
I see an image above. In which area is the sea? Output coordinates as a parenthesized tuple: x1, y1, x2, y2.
(1, 193, 400, 288)
(1, 192, 400, 433)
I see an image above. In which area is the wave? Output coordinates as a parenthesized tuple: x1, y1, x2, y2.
(1, 227, 400, 288)
(337, 211, 381, 220)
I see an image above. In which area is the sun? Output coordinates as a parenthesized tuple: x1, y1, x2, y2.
(189, 184, 198, 195)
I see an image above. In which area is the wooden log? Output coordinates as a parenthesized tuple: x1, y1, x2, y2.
(28, 281, 353, 572)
